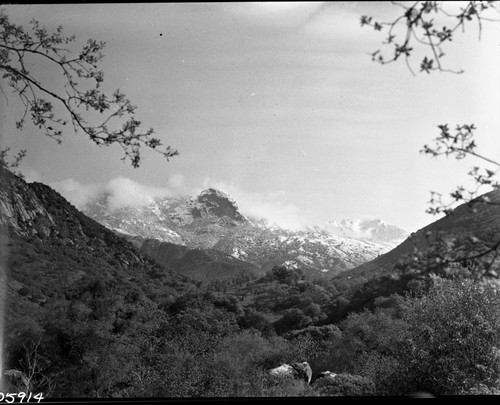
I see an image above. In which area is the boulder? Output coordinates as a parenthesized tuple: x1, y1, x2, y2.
(291, 362, 313, 384)
(268, 361, 312, 384)
(269, 363, 296, 378)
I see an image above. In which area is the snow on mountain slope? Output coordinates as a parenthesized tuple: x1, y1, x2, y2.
(318, 218, 409, 248)
(82, 188, 248, 245)
(82, 193, 186, 245)
(213, 223, 388, 276)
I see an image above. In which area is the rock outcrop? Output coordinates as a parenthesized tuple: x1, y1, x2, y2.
(0, 167, 56, 237)
(268, 362, 312, 384)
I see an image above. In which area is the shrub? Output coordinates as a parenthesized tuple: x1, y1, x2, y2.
(390, 277, 500, 395)
(314, 373, 376, 396)
(274, 308, 312, 335)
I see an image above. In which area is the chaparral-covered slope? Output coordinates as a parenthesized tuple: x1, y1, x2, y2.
(0, 166, 195, 322)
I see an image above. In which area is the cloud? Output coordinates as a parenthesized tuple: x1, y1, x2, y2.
(50, 178, 101, 208)
(22, 168, 43, 183)
(50, 173, 188, 210)
(104, 177, 175, 209)
(50, 174, 310, 230)
(168, 173, 185, 189)
(229, 2, 324, 18)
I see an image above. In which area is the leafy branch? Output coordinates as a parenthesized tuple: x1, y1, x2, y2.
(0, 9, 178, 169)
(361, 1, 499, 75)
(421, 124, 499, 215)
(398, 229, 500, 279)
(361, 2, 500, 277)
(361, 2, 500, 215)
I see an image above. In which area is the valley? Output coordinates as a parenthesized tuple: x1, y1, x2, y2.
(2, 1, 500, 398)
(1, 166, 500, 398)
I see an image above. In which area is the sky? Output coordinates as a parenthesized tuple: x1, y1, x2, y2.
(1, 2, 499, 232)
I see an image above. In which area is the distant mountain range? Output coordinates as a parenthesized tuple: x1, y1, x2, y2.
(82, 188, 409, 279)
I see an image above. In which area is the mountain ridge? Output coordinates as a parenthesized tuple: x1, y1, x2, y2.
(140, 238, 264, 281)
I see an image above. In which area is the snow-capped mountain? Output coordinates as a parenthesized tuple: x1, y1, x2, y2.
(83, 188, 248, 247)
(319, 218, 409, 248)
(82, 188, 401, 278)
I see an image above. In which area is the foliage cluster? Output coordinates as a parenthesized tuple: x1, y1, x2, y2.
(0, 8, 178, 170)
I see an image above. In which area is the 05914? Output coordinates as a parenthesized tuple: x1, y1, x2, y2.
(0, 392, 45, 403)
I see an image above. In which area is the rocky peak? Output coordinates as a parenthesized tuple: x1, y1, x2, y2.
(191, 188, 247, 223)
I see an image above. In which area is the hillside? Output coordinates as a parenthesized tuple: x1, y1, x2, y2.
(0, 166, 195, 322)
(343, 188, 500, 281)
(140, 239, 265, 282)
(323, 188, 500, 322)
